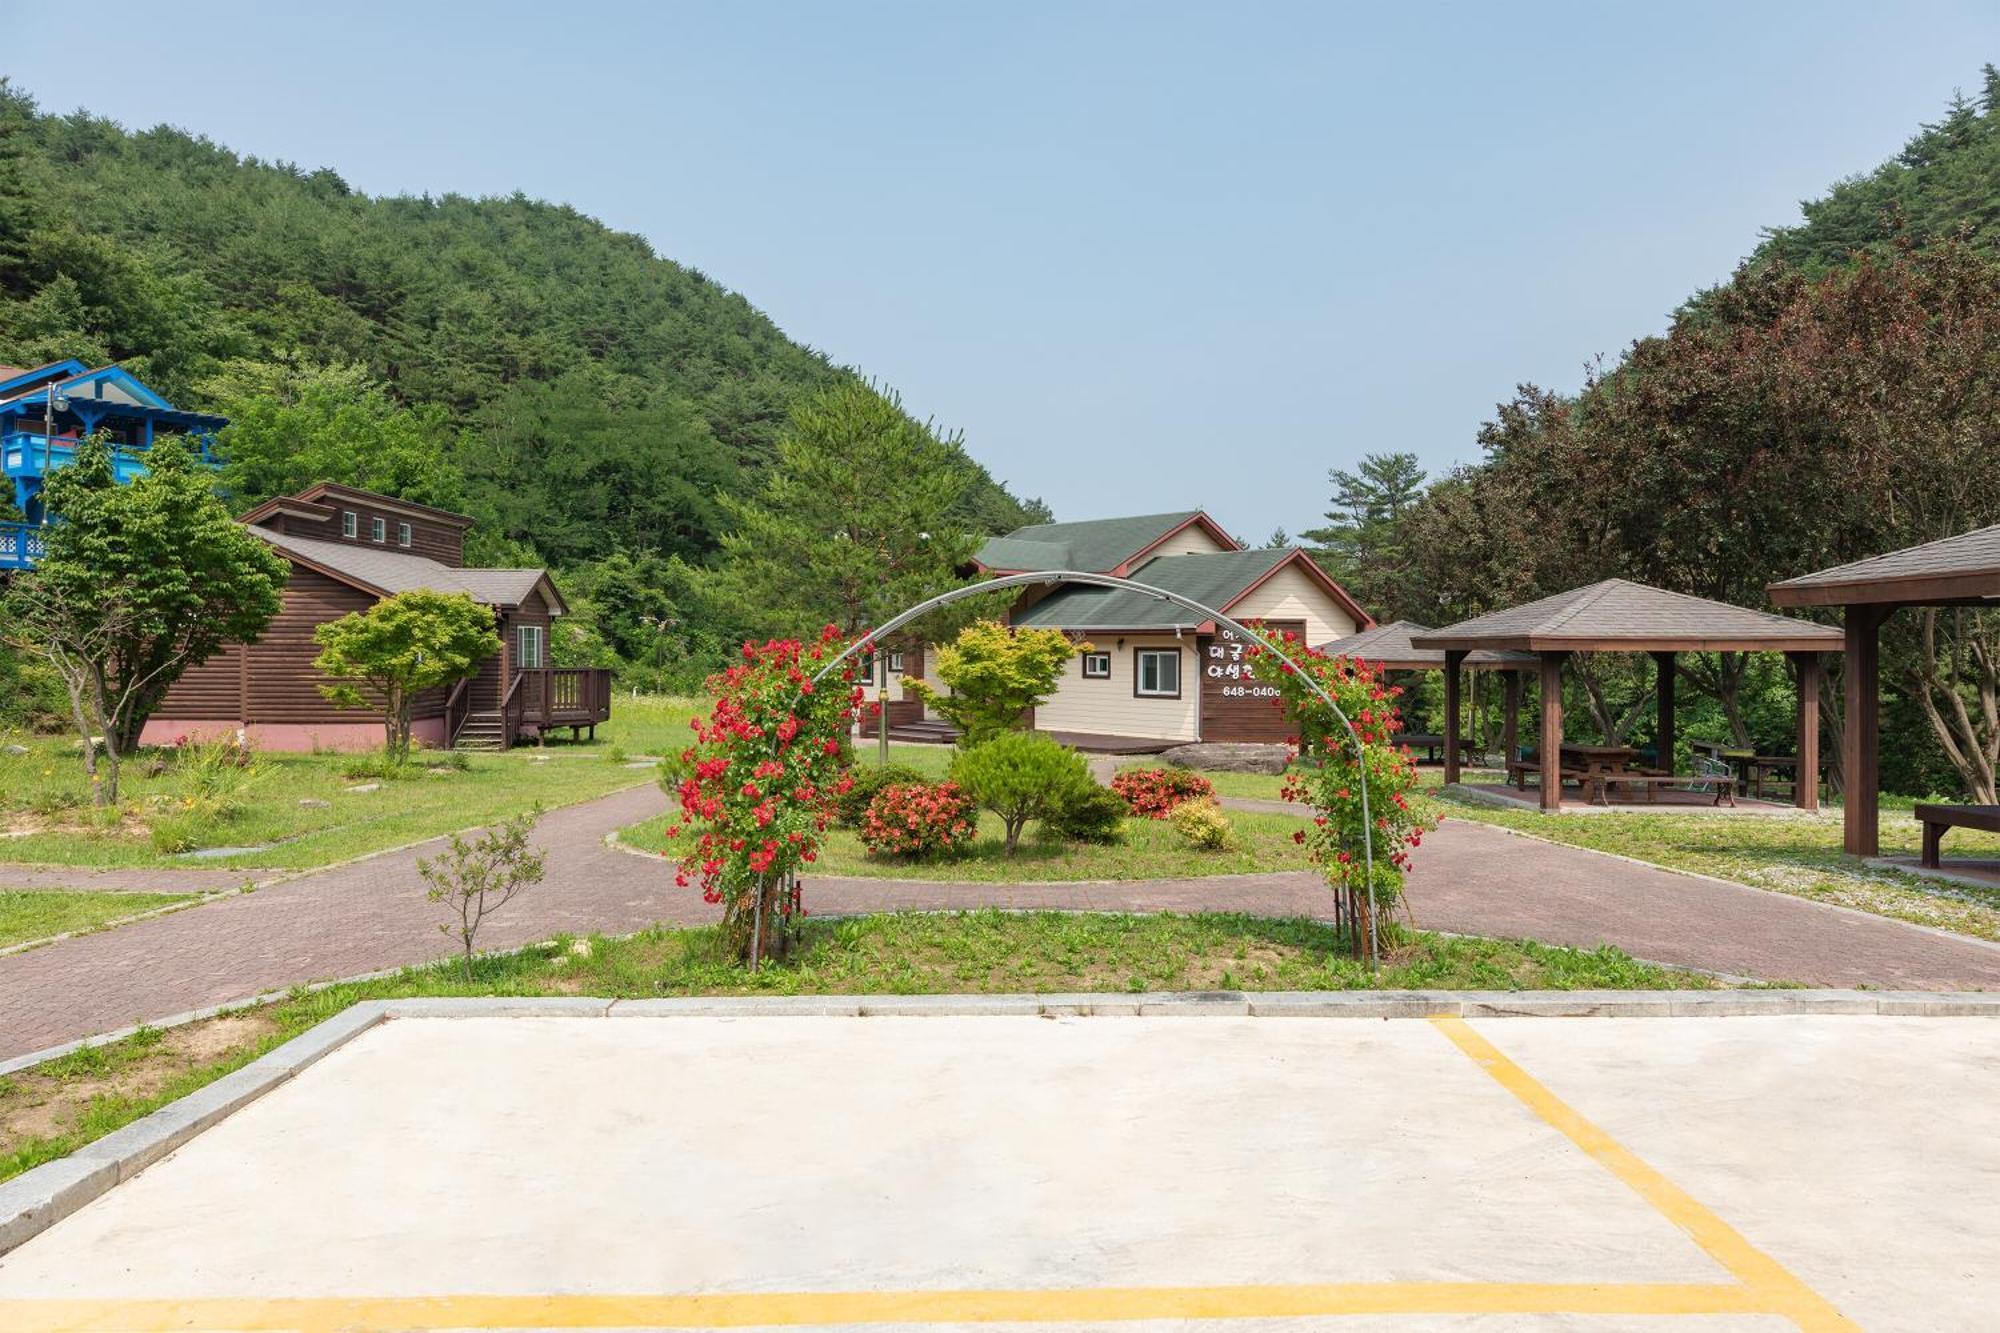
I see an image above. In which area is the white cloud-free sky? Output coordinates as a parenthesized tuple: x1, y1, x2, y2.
(8, 2, 1998, 536)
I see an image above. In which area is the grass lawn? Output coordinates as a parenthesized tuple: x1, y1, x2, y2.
(0, 696, 698, 872)
(0, 890, 198, 948)
(0, 909, 1717, 1185)
(622, 803, 1314, 882)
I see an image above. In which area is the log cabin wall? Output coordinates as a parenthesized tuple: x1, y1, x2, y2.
(154, 564, 453, 727)
(258, 499, 465, 567)
(1197, 621, 1306, 743)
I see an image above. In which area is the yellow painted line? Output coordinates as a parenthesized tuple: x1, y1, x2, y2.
(0, 1282, 1768, 1331)
(1430, 1014, 1860, 1333)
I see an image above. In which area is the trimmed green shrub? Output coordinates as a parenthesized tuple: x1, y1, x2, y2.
(834, 762, 930, 828)
(1044, 783, 1127, 844)
(1168, 798, 1237, 851)
(949, 732, 1094, 854)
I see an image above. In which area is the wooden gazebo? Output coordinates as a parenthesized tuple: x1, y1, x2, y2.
(1769, 523, 2000, 856)
(1411, 580, 1842, 811)
(1317, 621, 1536, 764)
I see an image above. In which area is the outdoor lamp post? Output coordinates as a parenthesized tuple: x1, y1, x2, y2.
(42, 389, 70, 517)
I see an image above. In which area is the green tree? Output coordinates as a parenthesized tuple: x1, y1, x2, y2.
(209, 359, 467, 511)
(467, 371, 737, 566)
(949, 731, 1095, 854)
(2, 436, 288, 795)
(905, 621, 1080, 746)
(1301, 451, 1426, 614)
(716, 381, 981, 638)
(0, 80, 35, 297)
(312, 590, 501, 761)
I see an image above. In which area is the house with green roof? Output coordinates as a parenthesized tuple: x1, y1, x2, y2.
(887, 510, 1372, 748)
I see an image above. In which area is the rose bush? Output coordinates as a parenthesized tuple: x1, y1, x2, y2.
(662, 626, 865, 964)
(1242, 628, 1436, 958)
(859, 780, 978, 858)
(1110, 766, 1214, 818)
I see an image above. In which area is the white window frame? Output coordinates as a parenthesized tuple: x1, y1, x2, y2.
(888, 650, 905, 673)
(517, 623, 545, 670)
(341, 510, 357, 539)
(397, 521, 412, 548)
(370, 516, 386, 543)
(1081, 651, 1112, 680)
(1134, 648, 1181, 699)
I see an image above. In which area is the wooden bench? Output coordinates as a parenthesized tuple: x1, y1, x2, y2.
(1914, 804, 2000, 869)
(1592, 772, 1733, 807)
(1507, 759, 1591, 793)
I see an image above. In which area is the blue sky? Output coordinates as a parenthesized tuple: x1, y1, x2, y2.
(8, 2, 1998, 538)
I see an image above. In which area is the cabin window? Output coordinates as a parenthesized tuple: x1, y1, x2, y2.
(397, 522, 412, 548)
(370, 517, 386, 543)
(341, 511, 357, 538)
(517, 624, 545, 670)
(1082, 651, 1111, 679)
(1134, 648, 1180, 698)
(888, 650, 905, 673)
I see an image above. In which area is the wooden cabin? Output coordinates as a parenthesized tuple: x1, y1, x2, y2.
(144, 483, 611, 752)
(885, 511, 1371, 749)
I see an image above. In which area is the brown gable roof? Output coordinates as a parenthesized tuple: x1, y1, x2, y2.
(1768, 523, 2000, 607)
(251, 528, 563, 613)
(293, 482, 476, 529)
(1410, 579, 1841, 653)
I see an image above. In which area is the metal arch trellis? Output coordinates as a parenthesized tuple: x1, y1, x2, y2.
(804, 570, 1382, 969)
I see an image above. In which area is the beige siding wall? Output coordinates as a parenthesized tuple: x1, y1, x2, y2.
(1229, 561, 1359, 647)
(1032, 635, 1198, 741)
(1134, 524, 1232, 563)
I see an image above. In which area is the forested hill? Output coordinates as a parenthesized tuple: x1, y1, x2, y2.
(1753, 63, 2000, 271)
(0, 81, 1042, 559)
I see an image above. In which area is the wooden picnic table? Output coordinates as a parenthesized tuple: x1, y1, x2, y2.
(1402, 732, 1480, 765)
(1741, 754, 1818, 800)
(1559, 745, 1651, 805)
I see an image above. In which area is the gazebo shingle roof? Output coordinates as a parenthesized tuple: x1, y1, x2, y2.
(1408, 579, 1841, 653)
(1769, 522, 2000, 607)
(1318, 620, 1536, 670)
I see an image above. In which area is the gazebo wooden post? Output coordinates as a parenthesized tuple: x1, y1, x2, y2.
(1501, 670, 1521, 769)
(1442, 650, 1467, 786)
(1789, 651, 1821, 813)
(1537, 651, 1567, 811)
(1651, 651, 1676, 774)
(1843, 607, 1889, 854)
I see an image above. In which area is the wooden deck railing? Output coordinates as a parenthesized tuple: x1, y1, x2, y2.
(503, 667, 614, 745)
(444, 677, 473, 749)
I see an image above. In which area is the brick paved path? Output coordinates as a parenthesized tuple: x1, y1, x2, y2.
(0, 865, 266, 893)
(5, 787, 2000, 1060)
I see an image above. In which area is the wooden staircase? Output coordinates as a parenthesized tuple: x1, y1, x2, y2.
(885, 718, 959, 745)
(453, 711, 507, 751)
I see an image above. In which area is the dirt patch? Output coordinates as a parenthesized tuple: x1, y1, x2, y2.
(0, 1010, 282, 1151)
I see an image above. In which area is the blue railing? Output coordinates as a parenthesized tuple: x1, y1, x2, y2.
(0, 521, 45, 571)
(2, 431, 163, 485)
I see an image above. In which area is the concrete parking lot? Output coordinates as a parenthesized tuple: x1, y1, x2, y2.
(0, 1010, 1994, 1331)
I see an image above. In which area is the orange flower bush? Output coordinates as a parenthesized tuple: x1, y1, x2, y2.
(858, 780, 977, 858)
(1110, 766, 1214, 818)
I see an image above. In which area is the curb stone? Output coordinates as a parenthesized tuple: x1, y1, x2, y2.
(0, 1001, 391, 1258)
(9, 988, 2000, 1261)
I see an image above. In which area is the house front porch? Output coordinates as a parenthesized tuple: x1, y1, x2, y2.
(451, 666, 615, 750)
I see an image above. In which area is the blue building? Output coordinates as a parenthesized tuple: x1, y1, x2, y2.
(0, 359, 226, 570)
